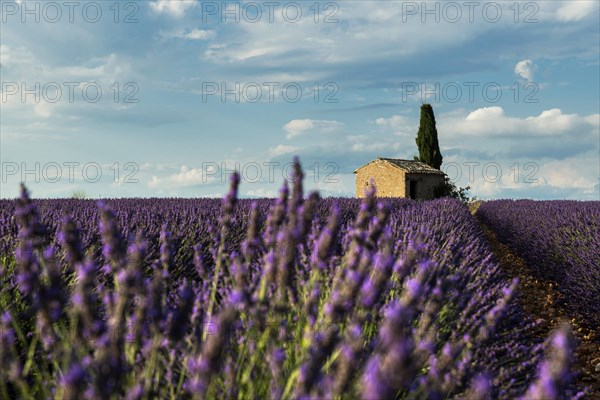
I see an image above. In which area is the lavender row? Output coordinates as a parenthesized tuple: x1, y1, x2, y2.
(0, 161, 587, 398)
(0, 197, 397, 274)
(477, 200, 600, 331)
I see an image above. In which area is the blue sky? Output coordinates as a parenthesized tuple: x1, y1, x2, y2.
(1, 0, 599, 199)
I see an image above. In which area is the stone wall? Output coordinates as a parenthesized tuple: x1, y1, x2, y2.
(355, 160, 406, 198)
(355, 160, 445, 199)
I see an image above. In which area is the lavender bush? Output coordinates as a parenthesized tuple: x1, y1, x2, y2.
(477, 200, 600, 331)
(0, 160, 588, 399)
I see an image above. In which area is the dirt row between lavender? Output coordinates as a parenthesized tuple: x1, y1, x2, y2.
(469, 202, 600, 397)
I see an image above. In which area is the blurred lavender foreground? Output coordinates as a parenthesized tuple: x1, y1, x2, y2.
(0, 159, 590, 399)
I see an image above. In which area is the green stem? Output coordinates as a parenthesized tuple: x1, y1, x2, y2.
(173, 356, 188, 399)
(143, 335, 161, 399)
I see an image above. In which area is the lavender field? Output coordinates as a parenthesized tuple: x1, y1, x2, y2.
(477, 200, 600, 331)
(3, 0, 599, 398)
(0, 163, 591, 399)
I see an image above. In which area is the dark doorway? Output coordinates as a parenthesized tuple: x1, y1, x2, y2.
(409, 180, 418, 200)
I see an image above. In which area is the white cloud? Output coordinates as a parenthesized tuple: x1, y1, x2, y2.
(191, 2, 597, 89)
(2, 131, 67, 141)
(1, 50, 133, 120)
(439, 107, 598, 138)
(2, 48, 131, 84)
(56, 54, 131, 82)
(465, 156, 599, 199)
(204, 44, 284, 63)
(245, 188, 278, 198)
(556, 1, 599, 21)
(306, 174, 355, 197)
(203, 44, 227, 60)
(375, 115, 416, 136)
(0, 45, 35, 68)
(539, 160, 596, 190)
(149, 0, 197, 17)
(465, 106, 504, 121)
(350, 141, 401, 153)
(147, 165, 215, 188)
(269, 144, 300, 157)
(346, 134, 402, 153)
(524, 109, 583, 133)
(0, 45, 7, 65)
(195, 1, 499, 73)
(162, 29, 216, 41)
(185, 29, 216, 40)
(283, 119, 343, 139)
(584, 114, 600, 127)
(514, 59, 536, 81)
(33, 102, 53, 118)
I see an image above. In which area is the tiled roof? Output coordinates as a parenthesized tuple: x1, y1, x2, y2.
(354, 157, 446, 175)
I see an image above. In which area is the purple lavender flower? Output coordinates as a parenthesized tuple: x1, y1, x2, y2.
(167, 280, 194, 342)
(15, 184, 46, 245)
(186, 306, 237, 397)
(124, 384, 145, 400)
(242, 201, 263, 264)
(72, 258, 107, 343)
(14, 240, 41, 304)
(57, 215, 84, 270)
(294, 324, 339, 397)
(463, 374, 491, 400)
(263, 181, 289, 248)
(312, 205, 341, 270)
(159, 225, 173, 273)
(327, 323, 364, 397)
(59, 358, 90, 400)
(521, 324, 575, 400)
(0, 312, 18, 383)
(361, 356, 394, 399)
(360, 300, 422, 398)
(97, 202, 127, 273)
(268, 347, 286, 400)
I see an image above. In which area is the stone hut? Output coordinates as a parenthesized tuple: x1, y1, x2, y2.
(354, 157, 446, 199)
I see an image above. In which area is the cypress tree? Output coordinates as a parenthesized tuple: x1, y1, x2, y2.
(415, 103, 443, 170)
